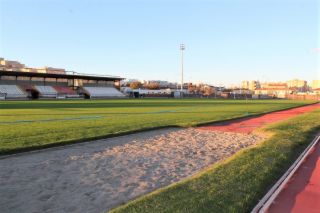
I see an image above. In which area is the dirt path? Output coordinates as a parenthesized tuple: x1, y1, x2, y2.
(0, 128, 263, 213)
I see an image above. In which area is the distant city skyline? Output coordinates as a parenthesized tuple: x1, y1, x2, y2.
(1, 55, 319, 89)
(0, 0, 319, 86)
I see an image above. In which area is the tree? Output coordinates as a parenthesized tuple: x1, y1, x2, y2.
(130, 81, 142, 89)
(145, 82, 160, 90)
(203, 86, 214, 96)
(188, 83, 195, 93)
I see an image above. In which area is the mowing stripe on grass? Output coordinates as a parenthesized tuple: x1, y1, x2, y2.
(0, 107, 199, 124)
(0, 115, 105, 124)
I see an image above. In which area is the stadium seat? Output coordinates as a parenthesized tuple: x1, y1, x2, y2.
(53, 86, 80, 98)
(34, 85, 57, 98)
(0, 85, 27, 99)
(83, 87, 125, 98)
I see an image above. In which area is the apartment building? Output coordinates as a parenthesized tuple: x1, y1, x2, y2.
(312, 80, 320, 90)
(0, 58, 25, 70)
(255, 82, 289, 98)
(241, 80, 260, 90)
(36, 67, 66, 74)
(0, 58, 66, 74)
(286, 79, 307, 92)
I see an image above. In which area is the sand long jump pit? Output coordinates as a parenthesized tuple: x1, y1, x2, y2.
(0, 128, 263, 213)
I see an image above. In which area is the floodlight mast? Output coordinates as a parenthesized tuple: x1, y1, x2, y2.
(180, 44, 185, 91)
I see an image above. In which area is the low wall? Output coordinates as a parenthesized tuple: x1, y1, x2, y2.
(286, 94, 320, 100)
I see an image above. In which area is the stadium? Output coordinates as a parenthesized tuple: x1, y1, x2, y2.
(0, 61, 320, 213)
(1, 0, 320, 212)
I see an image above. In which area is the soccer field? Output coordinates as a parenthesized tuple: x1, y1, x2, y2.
(0, 99, 315, 154)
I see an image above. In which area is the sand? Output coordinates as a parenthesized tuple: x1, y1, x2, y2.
(0, 128, 264, 213)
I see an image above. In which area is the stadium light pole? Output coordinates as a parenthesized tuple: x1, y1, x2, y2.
(180, 44, 185, 92)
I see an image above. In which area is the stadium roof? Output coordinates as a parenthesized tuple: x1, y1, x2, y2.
(0, 70, 124, 81)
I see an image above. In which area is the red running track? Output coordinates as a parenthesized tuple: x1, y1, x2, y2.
(268, 140, 320, 213)
(198, 104, 320, 134)
(197, 103, 320, 213)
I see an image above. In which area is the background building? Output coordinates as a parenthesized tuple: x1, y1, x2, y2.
(0, 58, 25, 71)
(36, 67, 66, 74)
(255, 82, 289, 98)
(312, 80, 320, 90)
(0, 58, 66, 74)
(286, 79, 307, 92)
(241, 80, 260, 90)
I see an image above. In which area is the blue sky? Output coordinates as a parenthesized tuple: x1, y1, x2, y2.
(0, 0, 319, 85)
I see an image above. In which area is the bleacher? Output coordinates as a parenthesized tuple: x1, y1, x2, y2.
(53, 86, 80, 98)
(0, 85, 27, 99)
(34, 85, 57, 98)
(83, 87, 125, 98)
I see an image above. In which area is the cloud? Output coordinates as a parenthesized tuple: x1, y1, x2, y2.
(312, 48, 320, 53)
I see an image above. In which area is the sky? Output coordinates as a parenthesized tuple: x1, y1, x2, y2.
(0, 0, 319, 86)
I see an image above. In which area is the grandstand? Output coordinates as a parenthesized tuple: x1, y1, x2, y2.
(0, 70, 125, 100)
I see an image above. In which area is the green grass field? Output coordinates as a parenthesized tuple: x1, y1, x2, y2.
(0, 99, 315, 154)
(110, 109, 320, 213)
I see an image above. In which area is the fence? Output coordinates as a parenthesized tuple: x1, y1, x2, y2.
(286, 94, 320, 100)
